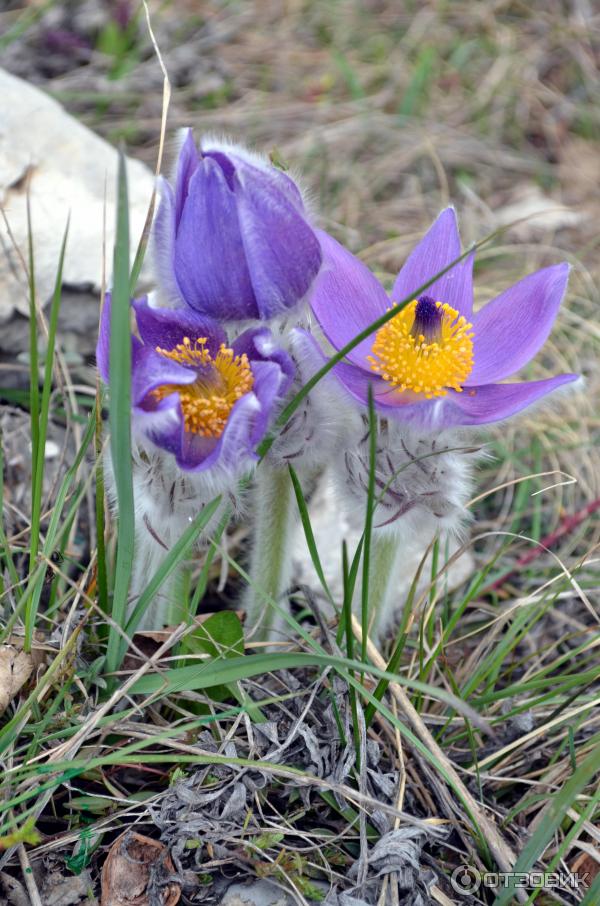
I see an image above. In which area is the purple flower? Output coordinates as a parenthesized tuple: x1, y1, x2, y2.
(153, 131, 323, 322)
(96, 296, 294, 473)
(303, 208, 578, 428)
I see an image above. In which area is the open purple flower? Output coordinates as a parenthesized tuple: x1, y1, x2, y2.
(304, 208, 578, 428)
(153, 130, 323, 322)
(97, 296, 294, 473)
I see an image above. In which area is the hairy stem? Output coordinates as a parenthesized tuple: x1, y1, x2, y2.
(367, 533, 401, 638)
(245, 464, 296, 642)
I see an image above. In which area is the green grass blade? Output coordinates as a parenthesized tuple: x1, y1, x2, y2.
(288, 464, 334, 604)
(130, 650, 477, 713)
(336, 534, 364, 648)
(491, 741, 600, 906)
(123, 495, 223, 643)
(364, 537, 435, 727)
(187, 505, 231, 621)
(341, 540, 361, 767)
(105, 152, 135, 677)
(0, 430, 19, 591)
(26, 194, 39, 582)
(360, 388, 377, 663)
(25, 217, 69, 650)
(94, 383, 109, 620)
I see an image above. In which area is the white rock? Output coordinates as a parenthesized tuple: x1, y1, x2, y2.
(220, 880, 292, 906)
(0, 68, 155, 322)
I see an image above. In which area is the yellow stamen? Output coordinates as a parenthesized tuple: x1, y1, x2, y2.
(152, 336, 254, 438)
(368, 300, 474, 399)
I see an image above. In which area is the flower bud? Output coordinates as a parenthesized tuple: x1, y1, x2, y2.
(153, 130, 323, 322)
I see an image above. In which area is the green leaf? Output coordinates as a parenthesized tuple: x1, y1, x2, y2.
(180, 610, 245, 704)
(181, 611, 244, 659)
(253, 831, 284, 850)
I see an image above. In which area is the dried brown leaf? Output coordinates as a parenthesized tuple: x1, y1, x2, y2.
(100, 832, 180, 906)
(0, 646, 34, 716)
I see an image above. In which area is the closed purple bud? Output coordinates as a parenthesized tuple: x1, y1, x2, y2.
(153, 130, 323, 322)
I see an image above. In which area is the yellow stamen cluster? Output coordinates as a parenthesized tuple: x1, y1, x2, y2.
(152, 336, 254, 438)
(368, 300, 474, 398)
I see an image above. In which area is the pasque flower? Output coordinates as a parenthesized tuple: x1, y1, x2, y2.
(153, 130, 323, 321)
(96, 295, 294, 476)
(305, 208, 578, 428)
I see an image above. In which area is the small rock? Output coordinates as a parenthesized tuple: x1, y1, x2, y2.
(220, 880, 292, 906)
(41, 866, 96, 906)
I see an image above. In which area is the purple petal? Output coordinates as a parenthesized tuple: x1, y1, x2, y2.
(441, 374, 579, 426)
(309, 231, 390, 365)
(132, 296, 226, 355)
(234, 169, 322, 318)
(392, 208, 474, 318)
(246, 358, 290, 446)
(203, 143, 305, 210)
(323, 373, 578, 430)
(96, 292, 112, 383)
(96, 292, 142, 384)
(174, 157, 258, 319)
(294, 329, 391, 405)
(177, 393, 261, 472)
(152, 177, 182, 307)
(232, 327, 295, 393)
(144, 404, 193, 462)
(467, 263, 570, 385)
(131, 345, 195, 408)
(174, 128, 199, 229)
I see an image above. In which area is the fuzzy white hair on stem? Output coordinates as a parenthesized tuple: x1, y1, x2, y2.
(104, 438, 245, 631)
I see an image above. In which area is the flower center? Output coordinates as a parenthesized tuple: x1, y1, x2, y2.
(152, 336, 254, 438)
(368, 295, 474, 399)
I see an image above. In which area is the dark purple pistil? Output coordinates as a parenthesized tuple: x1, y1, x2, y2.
(411, 295, 442, 343)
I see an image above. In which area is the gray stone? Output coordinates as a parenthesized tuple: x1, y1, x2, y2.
(0, 67, 155, 322)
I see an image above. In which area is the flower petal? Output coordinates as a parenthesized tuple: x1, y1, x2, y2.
(202, 140, 305, 209)
(96, 292, 112, 383)
(294, 329, 390, 405)
(96, 292, 142, 384)
(234, 169, 322, 318)
(131, 345, 196, 408)
(467, 263, 570, 385)
(232, 326, 295, 393)
(392, 208, 474, 318)
(132, 296, 226, 354)
(174, 157, 258, 319)
(177, 393, 261, 472)
(309, 231, 390, 366)
(152, 177, 182, 307)
(174, 128, 199, 229)
(246, 359, 289, 446)
(443, 374, 579, 426)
